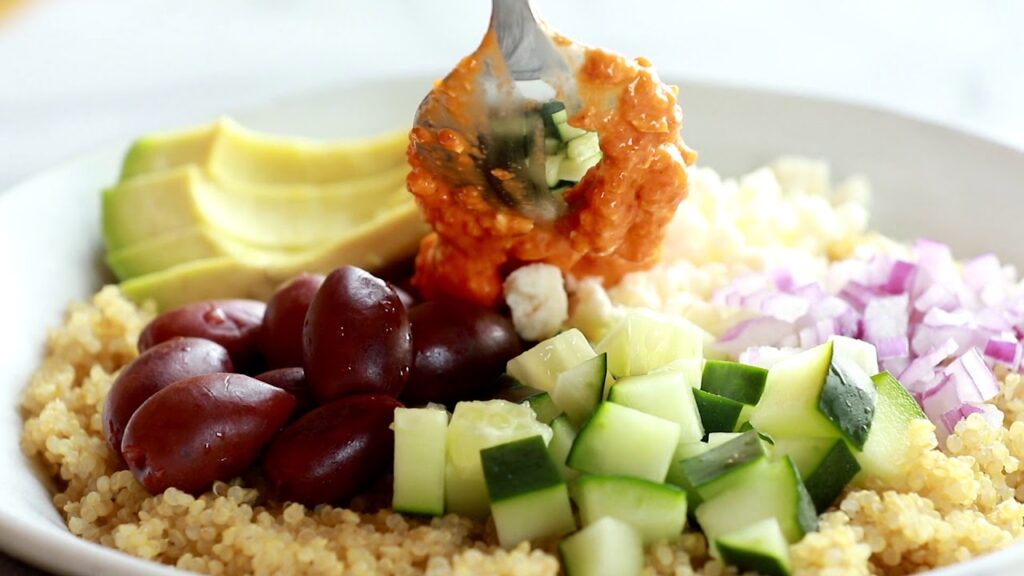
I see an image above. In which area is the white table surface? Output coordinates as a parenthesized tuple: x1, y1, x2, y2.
(1, 0, 1023, 190)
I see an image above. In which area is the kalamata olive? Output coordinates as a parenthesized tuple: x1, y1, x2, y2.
(103, 337, 234, 457)
(255, 367, 315, 416)
(302, 266, 412, 402)
(121, 373, 295, 495)
(261, 394, 401, 506)
(139, 299, 266, 372)
(401, 299, 522, 406)
(260, 274, 325, 369)
(389, 283, 417, 310)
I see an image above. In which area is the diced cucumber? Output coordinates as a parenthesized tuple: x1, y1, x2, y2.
(695, 457, 818, 547)
(804, 440, 860, 512)
(481, 436, 576, 547)
(567, 131, 601, 161)
(558, 154, 600, 182)
(545, 153, 564, 187)
(675, 440, 711, 461)
(596, 310, 706, 378)
(493, 382, 562, 423)
(553, 112, 589, 141)
(678, 430, 771, 501)
(717, 518, 792, 576)
(608, 370, 704, 443)
(544, 137, 562, 155)
(749, 341, 877, 449)
(653, 358, 704, 388)
(553, 354, 608, 427)
(541, 101, 566, 137)
(701, 360, 768, 405)
(560, 517, 643, 576)
(856, 372, 927, 484)
(772, 436, 860, 512)
(707, 432, 742, 447)
(549, 415, 579, 481)
(567, 402, 680, 482)
(575, 475, 688, 544)
(392, 407, 448, 516)
(830, 335, 879, 376)
(445, 400, 553, 518)
(693, 389, 744, 433)
(734, 404, 756, 432)
(507, 328, 596, 393)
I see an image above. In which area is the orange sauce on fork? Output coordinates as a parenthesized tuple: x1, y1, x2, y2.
(408, 34, 696, 307)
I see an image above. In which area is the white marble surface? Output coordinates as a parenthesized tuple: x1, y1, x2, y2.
(1, 0, 1022, 190)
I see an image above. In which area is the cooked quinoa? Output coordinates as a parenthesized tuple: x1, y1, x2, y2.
(21, 161, 1024, 575)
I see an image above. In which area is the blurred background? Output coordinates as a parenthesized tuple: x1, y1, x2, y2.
(1, 0, 1023, 189)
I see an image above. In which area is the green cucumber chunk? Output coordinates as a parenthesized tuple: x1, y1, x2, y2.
(693, 389, 744, 433)
(392, 407, 448, 516)
(830, 335, 880, 376)
(701, 360, 768, 405)
(445, 400, 553, 518)
(553, 353, 608, 427)
(560, 517, 644, 576)
(526, 392, 562, 424)
(481, 436, 576, 547)
(608, 370, 704, 443)
(856, 372, 928, 484)
(716, 518, 793, 576)
(678, 430, 771, 501)
(549, 415, 579, 481)
(575, 474, 688, 544)
(749, 341, 877, 449)
(567, 131, 601, 161)
(567, 402, 680, 482)
(553, 111, 589, 141)
(596, 310, 705, 378)
(558, 154, 600, 182)
(545, 153, 564, 187)
(492, 381, 562, 424)
(507, 328, 596, 393)
(707, 432, 742, 447)
(652, 358, 704, 388)
(695, 457, 818, 548)
(803, 440, 860, 512)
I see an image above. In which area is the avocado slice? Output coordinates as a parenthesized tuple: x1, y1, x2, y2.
(103, 163, 410, 253)
(119, 201, 428, 310)
(121, 117, 409, 184)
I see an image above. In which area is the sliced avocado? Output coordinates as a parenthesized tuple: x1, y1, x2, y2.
(103, 163, 410, 253)
(121, 118, 408, 184)
(119, 201, 428, 310)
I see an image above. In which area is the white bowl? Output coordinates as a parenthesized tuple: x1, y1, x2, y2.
(0, 76, 1021, 575)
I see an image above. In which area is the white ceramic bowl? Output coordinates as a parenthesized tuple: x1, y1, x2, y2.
(0, 77, 1022, 575)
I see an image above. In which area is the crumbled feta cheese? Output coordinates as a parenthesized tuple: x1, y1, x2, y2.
(503, 263, 568, 341)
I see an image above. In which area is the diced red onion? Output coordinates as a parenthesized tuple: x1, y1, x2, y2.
(875, 337, 910, 360)
(899, 338, 959, 391)
(884, 260, 917, 295)
(863, 294, 909, 348)
(715, 317, 793, 355)
(737, 346, 799, 369)
(943, 348, 999, 401)
(984, 337, 1021, 370)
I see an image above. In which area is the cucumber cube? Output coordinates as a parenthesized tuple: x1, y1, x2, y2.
(558, 154, 600, 182)
(507, 329, 596, 393)
(494, 381, 563, 424)
(567, 402, 680, 482)
(717, 518, 792, 576)
(482, 436, 576, 547)
(608, 370, 704, 443)
(392, 407, 448, 516)
(678, 430, 770, 501)
(652, 358, 704, 389)
(830, 335, 880, 376)
(701, 360, 768, 405)
(560, 517, 643, 576)
(567, 131, 601, 161)
(445, 400, 553, 518)
(750, 341, 877, 449)
(553, 353, 608, 427)
(856, 372, 927, 484)
(575, 475, 688, 544)
(545, 153, 564, 187)
(693, 389, 745, 433)
(549, 415, 579, 481)
(706, 432, 742, 447)
(771, 436, 860, 512)
(695, 457, 818, 548)
(596, 310, 705, 378)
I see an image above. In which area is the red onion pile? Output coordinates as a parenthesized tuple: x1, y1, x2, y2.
(713, 239, 1018, 439)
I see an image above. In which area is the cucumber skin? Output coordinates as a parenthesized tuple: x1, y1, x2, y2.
(701, 361, 768, 405)
(693, 389, 745, 433)
(718, 541, 791, 576)
(481, 436, 563, 503)
(567, 402, 680, 483)
(817, 356, 877, 450)
(803, 440, 861, 512)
